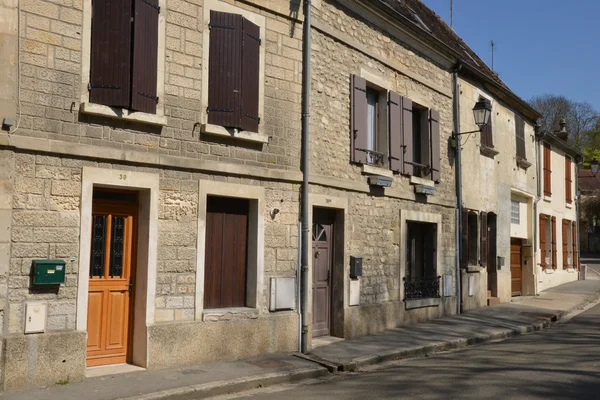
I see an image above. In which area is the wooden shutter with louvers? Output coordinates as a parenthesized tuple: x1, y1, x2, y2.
(208, 11, 243, 129)
(241, 18, 260, 132)
(543, 144, 552, 196)
(551, 216, 557, 269)
(388, 91, 403, 173)
(89, 0, 132, 108)
(572, 223, 578, 270)
(515, 115, 526, 159)
(131, 0, 160, 114)
(481, 110, 493, 148)
(480, 212, 488, 267)
(402, 97, 413, 175)
(540, 214, 547, 269)
(565, 157, 572, 203)
(350, 75, 368, 164)
(461, 209, 468, 268)
(429, 109, 441, 182)
(562, 219, 569, 269)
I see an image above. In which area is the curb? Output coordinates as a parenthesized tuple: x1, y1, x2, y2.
(117, 366, 328, 400)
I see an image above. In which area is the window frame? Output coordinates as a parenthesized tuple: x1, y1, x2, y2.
(565, 156, 573, 204)
(364, 86, 388, 168)
(543, 143, 552, 197)
(515, 114, 527, 160)
(80, 0, 167, 125)
(200, 0, 267, 143)
(511, 200, 520, 225)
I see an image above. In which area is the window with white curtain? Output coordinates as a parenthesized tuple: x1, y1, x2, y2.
(366, 88, 379, 165)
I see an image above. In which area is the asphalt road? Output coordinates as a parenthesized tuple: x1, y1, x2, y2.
(222, 301, 600, 400)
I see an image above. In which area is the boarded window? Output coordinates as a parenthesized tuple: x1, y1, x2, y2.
(515, 115, 526, 159)
(480, 212, 488, 267)
(468, 212, 478, 266)
(565, 157, 572, 203)
(543, 143, 552, 197)
(539, 214, 547, 269)
(207, 11, 261, 132)
(204, 196, 249, 309)
(480, 105, 493, 148)
(89, 0, 159, 113)
(461, 209, 479, 267)
(551, 216, 557, 269)
(562, 219, 569, 269)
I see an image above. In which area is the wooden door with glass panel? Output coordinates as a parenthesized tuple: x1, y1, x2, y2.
(86, 190, 138, 367)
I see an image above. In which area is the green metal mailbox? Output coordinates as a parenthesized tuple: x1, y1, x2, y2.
(32, 260, 66, 285)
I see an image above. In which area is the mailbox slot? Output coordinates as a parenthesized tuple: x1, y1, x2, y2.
(32, 260, 66, 285)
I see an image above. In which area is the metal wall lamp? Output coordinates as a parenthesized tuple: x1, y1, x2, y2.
(452, 97, 492, 137)
(591, 158, 599, 177)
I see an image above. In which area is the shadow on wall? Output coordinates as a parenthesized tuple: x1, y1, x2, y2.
(289, 0, 301, 37)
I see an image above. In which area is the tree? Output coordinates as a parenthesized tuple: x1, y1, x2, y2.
(529, 94, 599, 151)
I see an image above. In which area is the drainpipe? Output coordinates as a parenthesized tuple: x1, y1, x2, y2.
(452, 65, 462, 314)
(300, 0, 312, 354)
(575, 158, 583, 277)
(533, 127, 543, 294)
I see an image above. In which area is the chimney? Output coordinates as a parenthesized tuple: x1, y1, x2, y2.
(556, 118, 569, 141)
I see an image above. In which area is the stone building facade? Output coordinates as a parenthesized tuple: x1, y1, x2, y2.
(0, 0, 551, 392)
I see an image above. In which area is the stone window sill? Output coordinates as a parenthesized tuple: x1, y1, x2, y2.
(409, 175, 435, 187)
(567, 268, 576, 273)
(566, 202, 573, 209)
(543, 195, 552, 203)
(202, 307, 259, 322)
(544, 268, 555, 274)
(516, 157, 532, 170)
(80, 103, 167, 126)
(405, 297, 441, 310)
(201, 123, 269, 144)
(465, 265, 482, 273)
(361, 164, 393, 178)
(480, 145, 499, 158)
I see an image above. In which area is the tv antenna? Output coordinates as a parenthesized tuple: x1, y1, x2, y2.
(491, 40, 495, 71)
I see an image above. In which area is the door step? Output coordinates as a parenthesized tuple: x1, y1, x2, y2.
(487, 297, 501, 306)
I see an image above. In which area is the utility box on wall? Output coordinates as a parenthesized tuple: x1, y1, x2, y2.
(349, 256, 363, 279)
(269, 277, 295, 311)
(25, 302, 47, 334)
(32, 260, 66, 285)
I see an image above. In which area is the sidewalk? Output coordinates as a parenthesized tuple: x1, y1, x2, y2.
(4, 278, 599, 400)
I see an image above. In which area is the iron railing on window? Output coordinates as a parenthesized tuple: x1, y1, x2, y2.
(403, 276, 441, 301)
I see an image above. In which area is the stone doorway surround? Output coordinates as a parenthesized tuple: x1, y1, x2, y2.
(77, 167, 159, 368)
(308, 193, 348, 347)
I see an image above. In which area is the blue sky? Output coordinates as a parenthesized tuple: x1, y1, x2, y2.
(421, 0, 600, 111)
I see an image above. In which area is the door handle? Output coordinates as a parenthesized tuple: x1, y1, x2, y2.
(128, 278, 133, 294)
(315, 251, 320, 259)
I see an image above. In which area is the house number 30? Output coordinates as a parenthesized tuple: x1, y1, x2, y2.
(119, 174, 127, 180)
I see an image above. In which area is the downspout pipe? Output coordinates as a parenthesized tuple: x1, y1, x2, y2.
(575, 158, 583, 277)
(452, 64, 462, 315)
(533, 127, 543, 282)
(300, 0, 312, 354)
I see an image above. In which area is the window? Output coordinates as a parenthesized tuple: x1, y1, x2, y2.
(511, 200, 520, 224)
(204, 196, 249, 308)
(563, 219, 572, 269)
(88, 0, 160, 114)
(206, 11, 261, 133)
(543, 143, 552, 197)
(515, 115, 526, 159)
(460, 209, 478, 267)
(351, 75, 441, 182)
(405, 222, 439, 300)
(565, 157, 572, 204)
(540, 214, 556, 269)
(480, 98, 494, 149)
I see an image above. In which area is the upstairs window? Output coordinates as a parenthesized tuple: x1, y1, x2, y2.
(207, 11, 261, 133)
(515, 115, 526, 160)
(511, 200, 520, 224)
(480, 99, 494, 149)
(543, 143, 552, 197)
(461, 209, 479, 267)
(89, 0, 160, 114)
(350, 74, 441, 182)
(565, 157, 572, 204)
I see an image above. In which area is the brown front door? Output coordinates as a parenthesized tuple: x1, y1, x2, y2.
(510, 238, 522, 296)
(312, 209, 334, 337)
(87, 190, 138, 367)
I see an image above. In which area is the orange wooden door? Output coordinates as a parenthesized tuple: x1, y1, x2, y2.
(510, 239, 522, 296)
(87, 191, 138, 367)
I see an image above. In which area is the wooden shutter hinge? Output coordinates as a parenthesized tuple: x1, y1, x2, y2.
(209, 23, 234, 30)
(141, 0, 160, 13)
(247, 32, 261, 45)
(138, 91, 159, 103)
(246, 114, 260, 123)
(354, 86, 366, 93)
(88, 83, 120, 90)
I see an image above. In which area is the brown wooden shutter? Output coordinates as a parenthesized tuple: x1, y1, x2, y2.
(208, 11, 243, 129)
(461, 208, 468, 268)
(402, 97, 413, 175)
(543, 144, 552, 196)
(388, 91, 403, 173)
(572, 223, 578, 270)
(565, 157, 572, 203)
(539, 214, 547, 269)
(515, 115, 526, 159)
(429, 109, 441, 183)
(350, 74, 368, 164)
(89, 0, 132, 108)
(480, 212, 488, 267)
(481, 111, 493, 148)
(131, 0, 159, 114)
(551, 216, 557, 269)
(241, 18, 260, 132)
(562, 219, 569, 269)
